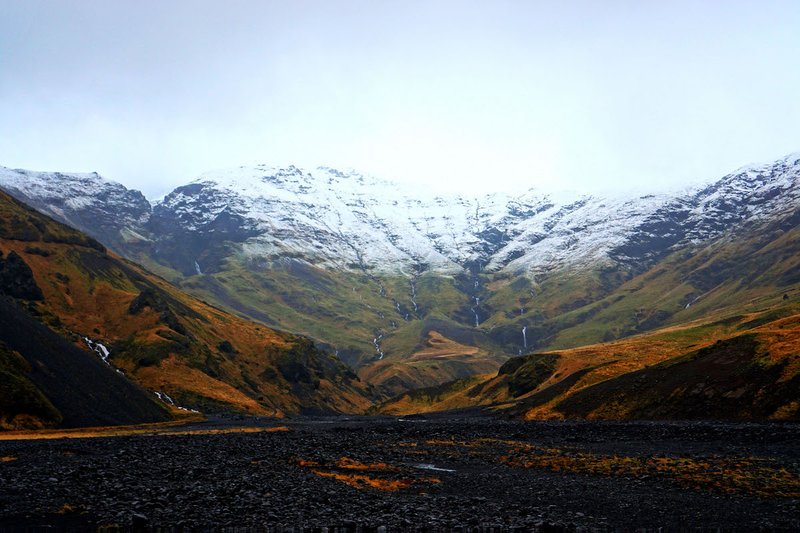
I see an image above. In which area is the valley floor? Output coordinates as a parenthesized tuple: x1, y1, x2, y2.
(0, 416, 798, 531)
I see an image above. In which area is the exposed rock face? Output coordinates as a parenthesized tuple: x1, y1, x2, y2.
(0, 251, 43, 300)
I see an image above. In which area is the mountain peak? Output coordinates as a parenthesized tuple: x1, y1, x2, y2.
(2, 152, 798, 278)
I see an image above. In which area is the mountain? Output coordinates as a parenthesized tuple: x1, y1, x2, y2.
(0, 188, 372, 429)
(1, 153, 798, 399)
(0, 167, 152, 253)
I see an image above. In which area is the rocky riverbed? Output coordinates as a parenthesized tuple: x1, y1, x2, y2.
(0, 416, 798, 531)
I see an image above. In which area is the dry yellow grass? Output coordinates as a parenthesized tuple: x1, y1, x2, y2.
(291, 456, 440, 492)
(333, 456, 400, 471)
(409, 331, 481, 360)
(378, 307, 800, 419)
(0, 418, 292, 441)
(4, 240, 373, 418)
(135, 355, 273, 415)
(0, 418, 199, 441)
(360, 331, 503, 398)
(311, 471, 412, 491)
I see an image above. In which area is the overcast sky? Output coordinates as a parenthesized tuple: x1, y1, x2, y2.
(1, 1, 799, 199)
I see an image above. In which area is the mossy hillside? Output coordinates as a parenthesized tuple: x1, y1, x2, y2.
(0, 341, 62, 429)
(0, 191, 375, 417)
(375, 300, 800, 420)
(179, 256, 480, 368)
(554, 332, 800, 420)
(530, 223, 800, 352)
(500, 353, 559, 398)
(158, 217, 800, 402)
(370, 374, 490, 416)
(180, 262, 394, 364)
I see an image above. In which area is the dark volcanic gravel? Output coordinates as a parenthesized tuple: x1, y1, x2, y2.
(0, 416, 798, 531)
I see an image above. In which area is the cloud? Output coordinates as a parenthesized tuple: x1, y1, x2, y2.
(1, 1, 798, 198)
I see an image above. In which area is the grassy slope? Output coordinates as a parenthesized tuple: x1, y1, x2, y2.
(375, 301, 800, 420)
(539, 223, 800, 351)
(171, 257, 512, 395)
(95, 188, 800, 405)
(137, 217, 800, 402)
(0, 191, 373, 419)
(359, 331, 506, 399)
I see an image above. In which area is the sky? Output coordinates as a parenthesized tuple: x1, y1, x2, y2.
(1, 1, 799, 199)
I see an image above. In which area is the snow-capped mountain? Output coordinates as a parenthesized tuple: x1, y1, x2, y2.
(146, 153, 800, 278)
(0, 166, 152, 250)
(3, 154, 798, 280)
(1, 153, 798, 374)
(153, 165, 553, 275)
(154, 165, 668, 276)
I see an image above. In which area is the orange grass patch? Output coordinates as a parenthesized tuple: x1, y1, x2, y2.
(0, 418, 201, 441)
(0, 456, 17, 462)
(163, 426, 291, 437)
(291, 456, 440, 492)
(334, 457, 400, 471)
(410, 437, 800, 498)
(488, 441, 800, 498)
(410, 331, 481, 360)
(311, 471, 421, 492)
(135, 355, 271, 415)
(0, 418, 290, 441)
(503, 450, 800, 498)
(56, 503, 77, 515)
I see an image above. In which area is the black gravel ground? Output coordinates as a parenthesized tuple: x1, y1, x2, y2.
(0, 415, 798, 531)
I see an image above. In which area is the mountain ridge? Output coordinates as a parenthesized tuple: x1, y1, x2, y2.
(3, 153, 798, 278)
(1, 153, 798, 396)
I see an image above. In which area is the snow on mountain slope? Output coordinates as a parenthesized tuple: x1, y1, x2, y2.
(0, 166, 152, 247)
(152, 165, 679, 276)
(154, 154, 800, 277)
(155, 165, 498, 274)
(1, 153, 799, 280)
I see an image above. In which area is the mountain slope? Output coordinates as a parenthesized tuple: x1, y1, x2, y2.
(0, 166, 152, 253)
(0, 154, 798, 398)
(0, 296, 171, 429)
(376, 301, 800, 420)
(0, 189, 373, 425)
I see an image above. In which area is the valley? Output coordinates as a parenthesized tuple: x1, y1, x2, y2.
(0, 154, 798, 424)
(4, 4, 799, 530)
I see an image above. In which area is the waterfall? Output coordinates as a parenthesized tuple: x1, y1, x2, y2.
(372, 335, 385, 360)
(194, 261, 203, 275)
(85, 337, 111, 365)
(522, 326, 528, 349)
(474, 310, 480, 327)
(154, 391, 175, 405)
(154, 391, 200, 413)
